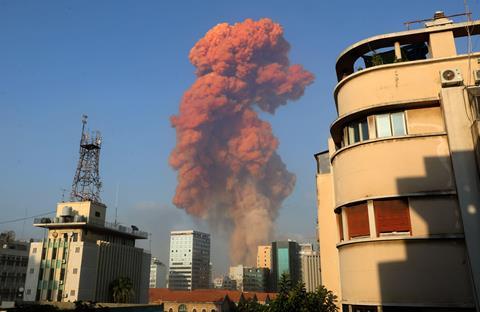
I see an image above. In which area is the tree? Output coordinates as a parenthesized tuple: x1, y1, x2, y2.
(110, 276, 135, 303)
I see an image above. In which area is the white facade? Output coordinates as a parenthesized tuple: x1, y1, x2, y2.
(150, 257, 167, 288)
(228, 265, 244, 291)
(299, 244, 321, 293)
(168, 230, 210, 290)
(23, 201, 150, 303)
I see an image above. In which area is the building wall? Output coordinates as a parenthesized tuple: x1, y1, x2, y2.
(256, 246, 272, 270)
(0, 240, 29, 303)
(150, 257, 167, 288)
(24, 242, 42, 302)
(271, 241, 300, 291)
(300, 253, 321, 293)
(169, 231, 210, 290)
(94, 241, 150, 303)
(317, 17, 480, 310)
(163, 301, 222, 312)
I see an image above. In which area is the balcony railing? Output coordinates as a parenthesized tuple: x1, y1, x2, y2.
(33, 217, 148, 238)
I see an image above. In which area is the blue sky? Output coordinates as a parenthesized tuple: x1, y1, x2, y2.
(0, 0, 477, 273)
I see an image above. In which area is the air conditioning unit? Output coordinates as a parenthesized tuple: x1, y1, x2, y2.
(63, 294, 68, 298)
(474, 70, 480, 85)
(59, 280, 64, 285)
(440, 68, 463, 87)
(62, 259, 66, 264)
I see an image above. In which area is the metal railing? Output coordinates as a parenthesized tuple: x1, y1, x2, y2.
(33, 217, 148, 238)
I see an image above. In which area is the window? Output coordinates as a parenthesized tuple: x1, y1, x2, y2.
(95, 211, 101, 217)
(346, 202, 370, 239)
(178, 304, 187, 312)
(75, 247, 80, 253)
(70, 289, 75, 296)
(26, 289, 31, 295)
(29, 268, 34, 274)
(336, 213, 344, 241)
(374, 198, 411, 235)
(375, 111, 406, 138)
(32, 248, 37, 254)
(343, 118, 369, 147)
(73, 268, 78, 274)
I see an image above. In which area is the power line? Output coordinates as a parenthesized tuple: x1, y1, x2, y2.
(0, 211, 56, 225)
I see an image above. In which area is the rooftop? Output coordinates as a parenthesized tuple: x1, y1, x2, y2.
(149, 288, 277, 304)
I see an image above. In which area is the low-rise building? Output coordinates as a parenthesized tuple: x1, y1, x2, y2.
(242, 267, 269, 292)
(23, 201, 151, 303)
(0, 232, 29, 304)
(299, 245, 321, 292)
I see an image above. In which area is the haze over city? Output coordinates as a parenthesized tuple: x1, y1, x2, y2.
(1, 0, 477, 276)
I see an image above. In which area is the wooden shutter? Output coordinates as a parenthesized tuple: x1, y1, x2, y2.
(346, 202, 369, 238)
(374, 198, 411, 234)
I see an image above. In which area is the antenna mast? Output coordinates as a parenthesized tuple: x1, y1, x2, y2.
(70, 115, 103, 203)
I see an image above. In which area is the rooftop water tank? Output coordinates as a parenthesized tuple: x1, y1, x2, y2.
(61, 206, 73, 217)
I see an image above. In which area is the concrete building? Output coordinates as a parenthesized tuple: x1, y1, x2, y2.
(228, 265, 244, 291)
(315, 11, 480, 311)
(23, 201, 150, 303)
(242, 267, 269, 292)
(256, 245, 272, 270)
(271, 241, 300, 291)
(213, 276, 237, 290)
(168, 230, 210, 290)
(298, 244, 321, 293)
(0, 232, 29, 305)
(150, 257, 167, 288)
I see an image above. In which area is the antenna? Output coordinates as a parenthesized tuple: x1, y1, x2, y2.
(114, 183, 119, 225)
(70, 114, 103, 203)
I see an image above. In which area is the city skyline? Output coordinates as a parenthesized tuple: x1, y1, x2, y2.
(1, 0, 477, 273)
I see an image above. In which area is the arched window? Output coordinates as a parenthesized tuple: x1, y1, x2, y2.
(169, 309, 173, 312)
(193, 309, 197, 312)
(178, 304, 187, 312)
(202, 309, 206, 312)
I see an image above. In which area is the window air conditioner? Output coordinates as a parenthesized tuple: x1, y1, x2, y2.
(474, 70, 480, 85)
(59, 280, 63, 285)
(440, 68, 463, 87)
(62, 259, 66, 264)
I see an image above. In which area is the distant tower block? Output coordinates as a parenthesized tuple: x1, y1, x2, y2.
(70, 115, 102, 202)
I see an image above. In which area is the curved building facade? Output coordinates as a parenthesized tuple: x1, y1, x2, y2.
(316, 12, 480, 312)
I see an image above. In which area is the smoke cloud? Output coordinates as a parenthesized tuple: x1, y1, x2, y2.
(169, 18, 314, 265)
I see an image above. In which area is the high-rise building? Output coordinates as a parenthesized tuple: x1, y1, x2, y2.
(168, 230, 210, 290)
(315, 11, 480, 311)
(271, 241, 300, 291)
(256, 245, 272, 270)
(23, 117, 150, 303)
(298, 244, 321, 293)
(0, 232, 29, 304)
(150, 257, 167, 288)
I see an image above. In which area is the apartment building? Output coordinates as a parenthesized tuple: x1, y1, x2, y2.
(256, 245, 272, 270)
(0, 232, 29, 304)
(316, 11, 480, 311)
(150, 257, 167, 288)
(298, 243, 321, 293)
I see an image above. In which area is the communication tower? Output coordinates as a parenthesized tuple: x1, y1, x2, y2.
(70, 115, 102, 202)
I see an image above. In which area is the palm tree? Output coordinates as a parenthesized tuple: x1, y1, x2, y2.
(110, 276, 135, 303)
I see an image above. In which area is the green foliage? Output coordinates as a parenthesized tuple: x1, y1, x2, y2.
(237, 273, 338, 312)
(109, 276, 135, 304)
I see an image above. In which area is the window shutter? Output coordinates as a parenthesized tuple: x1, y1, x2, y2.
(346, 203, 369, 238)
(374, 198, 411, 234)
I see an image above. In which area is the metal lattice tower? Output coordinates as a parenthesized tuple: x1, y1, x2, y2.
(70, 115, 102, 203)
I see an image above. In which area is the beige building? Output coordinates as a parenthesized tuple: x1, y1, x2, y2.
(256, 245, 272, 270)
(299, 244, 321, 293)
(23, 201, 150, 303)
(316, 12, 480, 311)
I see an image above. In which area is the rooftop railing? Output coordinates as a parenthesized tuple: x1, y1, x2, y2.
(33, 217, 148, 239)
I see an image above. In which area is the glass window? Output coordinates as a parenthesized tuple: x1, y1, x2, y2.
(178, 304, 187, 312)
(360, 120, 369, 141)
(375, 114, 392, 137)
(391, 112, 406, 136)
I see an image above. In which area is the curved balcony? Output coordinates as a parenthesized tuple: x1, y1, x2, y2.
(331, 134, 454, 208)
(334, 52, 480, 118)
(338, 238, 473, 307)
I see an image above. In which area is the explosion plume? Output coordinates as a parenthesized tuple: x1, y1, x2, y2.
(170, 18, 314, 264)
